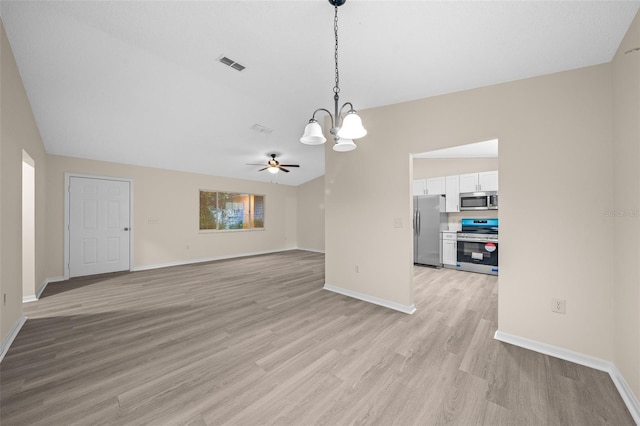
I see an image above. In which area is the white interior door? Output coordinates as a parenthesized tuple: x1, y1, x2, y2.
(69, 176, 131, 277)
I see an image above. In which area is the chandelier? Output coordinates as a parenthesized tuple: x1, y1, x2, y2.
(299, 0, 367, 152)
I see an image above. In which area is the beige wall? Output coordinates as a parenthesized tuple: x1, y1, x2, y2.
(413, 157, 498, 180)
(613, 11, 640, 400)
(297, 175, 325, 252)
(0, 20, 48, 342)
(327, 63, 615, 361)
(46, 155, 299, 276)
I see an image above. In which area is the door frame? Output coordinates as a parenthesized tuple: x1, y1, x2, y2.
(64, 173, 134, 280)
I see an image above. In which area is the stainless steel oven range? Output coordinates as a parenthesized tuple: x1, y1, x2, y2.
(456, 218, 498, 275)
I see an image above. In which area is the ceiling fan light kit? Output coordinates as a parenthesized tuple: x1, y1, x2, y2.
(300, 0, 367, 152)
(247, 154, 300, 174)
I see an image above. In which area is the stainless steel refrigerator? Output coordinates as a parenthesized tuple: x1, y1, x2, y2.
(413, 195, 447, 267)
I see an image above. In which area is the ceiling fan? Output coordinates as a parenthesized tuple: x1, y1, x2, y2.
(247, 154, 300, 174)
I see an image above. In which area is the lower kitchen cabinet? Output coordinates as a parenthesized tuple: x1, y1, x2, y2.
(442, 231, 457, 266)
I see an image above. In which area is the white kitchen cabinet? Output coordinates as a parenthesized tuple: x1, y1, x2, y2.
(459, 170, 498, 192)
(479, 171, 498, 191)
(414, 177, 446, 195)
(442, 231, 457, 266)
(426, 176, 446, 195)
(459, 173, 479, 193)
(445, 175, 460, 212)
(413, 179, 427, 195)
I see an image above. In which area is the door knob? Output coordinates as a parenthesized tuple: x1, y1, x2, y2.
(124, 227, 130, 231)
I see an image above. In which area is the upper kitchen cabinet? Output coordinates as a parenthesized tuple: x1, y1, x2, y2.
(459, 173, 479, 192)
(426, 177, 446, 195)
(413, 177, 446, 195)
(445, 175, 460, 212)
(479, 171, 498, 191)
(459, 170, 498, 193)
(413, 179, 427, 196)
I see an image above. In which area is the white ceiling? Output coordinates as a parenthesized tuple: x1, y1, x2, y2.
(2, 1, 639, 186)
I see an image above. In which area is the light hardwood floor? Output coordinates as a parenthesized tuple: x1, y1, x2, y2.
(1, 250, 634, 425)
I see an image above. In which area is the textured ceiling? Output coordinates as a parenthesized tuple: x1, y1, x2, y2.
(2, 1, 639, 186)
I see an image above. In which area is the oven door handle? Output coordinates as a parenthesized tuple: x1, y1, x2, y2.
(457, 237, 499, 243)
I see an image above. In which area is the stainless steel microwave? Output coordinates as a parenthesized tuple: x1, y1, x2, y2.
(460, 191, 498, 211)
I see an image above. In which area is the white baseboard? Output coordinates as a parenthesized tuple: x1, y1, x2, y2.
(609, 364, 640, 425)
(0, 315, 27, 363)
(297, 247, 325, 254)
(494, 330, 640, 425)
(494, 330, 613, 371)
(323, 284, 416, 314)
(131, 248, 298, 272)
(22, 276, 65, 303)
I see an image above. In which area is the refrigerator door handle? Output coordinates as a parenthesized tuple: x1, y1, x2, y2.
(417, 210, 421, 236)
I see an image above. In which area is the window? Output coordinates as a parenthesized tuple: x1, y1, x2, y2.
(199, 191, 264, 231)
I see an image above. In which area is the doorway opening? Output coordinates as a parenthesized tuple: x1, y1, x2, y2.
(411, 138, 499, 275)
(22, 150, 36, 302)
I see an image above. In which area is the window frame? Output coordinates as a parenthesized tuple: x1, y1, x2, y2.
(199, 189, 265, 232)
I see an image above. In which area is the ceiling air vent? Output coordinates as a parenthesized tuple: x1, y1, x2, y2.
(251, 124, 273, 135)
(219, 56, 245, 72)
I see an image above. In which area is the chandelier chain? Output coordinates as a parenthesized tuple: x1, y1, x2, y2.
(333, 5, 340, 96)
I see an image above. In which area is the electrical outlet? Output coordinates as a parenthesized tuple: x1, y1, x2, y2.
(551, 298, 566, 314)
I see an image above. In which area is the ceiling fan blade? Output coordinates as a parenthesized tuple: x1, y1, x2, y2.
(279, 167, 290, 173)
(279, 164, 300, 167)
(258, 167, 268, 171)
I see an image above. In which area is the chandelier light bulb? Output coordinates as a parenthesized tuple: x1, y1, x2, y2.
(337, 111, 367, 140)
(333, 138, 357, 152)
(300, 120, 327, 145)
